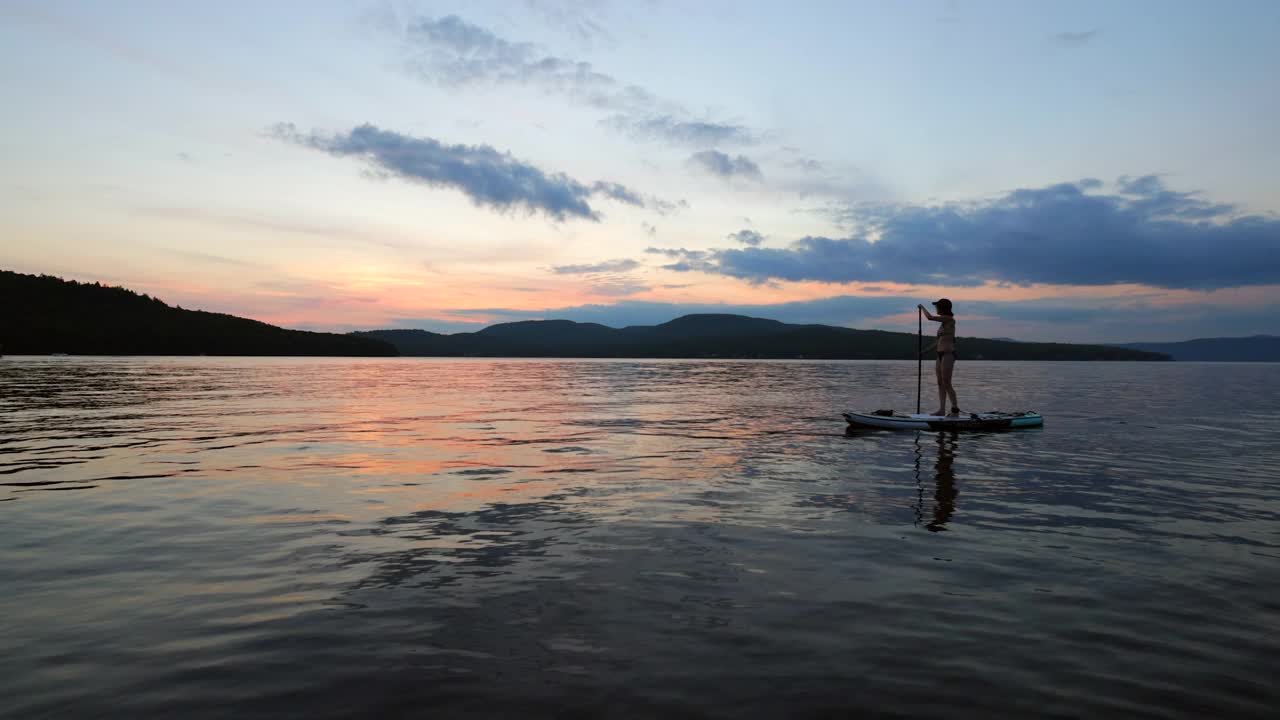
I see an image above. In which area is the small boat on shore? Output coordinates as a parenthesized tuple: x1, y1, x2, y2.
(844, 410, 1043, 431)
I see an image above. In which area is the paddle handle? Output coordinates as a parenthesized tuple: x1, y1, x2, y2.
(916, 306, 922, 414)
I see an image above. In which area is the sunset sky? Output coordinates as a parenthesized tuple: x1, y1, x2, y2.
(4, 0, 1278, 342)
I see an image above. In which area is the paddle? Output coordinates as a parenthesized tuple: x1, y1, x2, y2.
(917, 305, 923, 415)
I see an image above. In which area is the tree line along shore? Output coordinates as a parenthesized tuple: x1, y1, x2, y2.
(3, 270, 1169, 361)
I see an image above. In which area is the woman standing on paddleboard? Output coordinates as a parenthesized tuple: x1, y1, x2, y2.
(919, 299, 961, 417)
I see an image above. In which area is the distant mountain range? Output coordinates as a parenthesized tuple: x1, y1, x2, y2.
(357, 315, 1168, 361)
(2, 270, 395, 356)
(9, 269, 1237, 361)
(1115, 336, 1280, 362)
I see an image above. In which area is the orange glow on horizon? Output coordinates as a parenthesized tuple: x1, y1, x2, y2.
(48, 261, 1278, 333)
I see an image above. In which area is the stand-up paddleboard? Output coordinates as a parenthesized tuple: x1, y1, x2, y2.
(844, 410, 1042, 431)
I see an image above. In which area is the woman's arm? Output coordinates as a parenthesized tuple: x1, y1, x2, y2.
(918, 304, 941, 322)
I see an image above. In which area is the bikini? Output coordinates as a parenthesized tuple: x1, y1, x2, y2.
(936, 319, 956, 358)
(936, 318, 961, 416)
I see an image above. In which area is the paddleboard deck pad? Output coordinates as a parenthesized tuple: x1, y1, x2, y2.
(843, 410, 1043, 431)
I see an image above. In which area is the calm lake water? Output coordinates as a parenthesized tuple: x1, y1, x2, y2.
(2, 357, 1278, 719)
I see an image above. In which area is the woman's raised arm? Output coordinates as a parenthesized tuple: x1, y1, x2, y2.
(917, 304, 941, 322)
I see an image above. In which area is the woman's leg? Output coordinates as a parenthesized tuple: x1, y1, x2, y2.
(940, 354, 959, 414)
(933, 356, 946, 415)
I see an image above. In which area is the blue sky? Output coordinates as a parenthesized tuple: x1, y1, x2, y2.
(2, 0, 1278, 342)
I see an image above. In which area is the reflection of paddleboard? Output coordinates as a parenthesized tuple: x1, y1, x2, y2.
(843, 410, 1043, 431)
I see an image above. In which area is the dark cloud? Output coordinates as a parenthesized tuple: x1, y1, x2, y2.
(1117, 174, 1162, 196)
(661, 178, 1280, 290)
(1115, 174, 1235, 219)
(728, 229, 765, 246)
(270, 123, 646, 222)
(688, 150, 762, 180)
(1051, 29, 1099, 47)
(964, 301, 1109, 325)
(601, 114, 758, 147)
(551, 259, 641, 274)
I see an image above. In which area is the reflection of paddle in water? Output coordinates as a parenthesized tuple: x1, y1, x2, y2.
(914, 431, 958, 532)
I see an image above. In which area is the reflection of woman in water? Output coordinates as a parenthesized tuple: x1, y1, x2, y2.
(926, 432, 957, 532)
(918, 299, 960, 417)
(914, 431, 958, 531)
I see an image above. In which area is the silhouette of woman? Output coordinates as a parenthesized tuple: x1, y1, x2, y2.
(919, 299, 960, 417)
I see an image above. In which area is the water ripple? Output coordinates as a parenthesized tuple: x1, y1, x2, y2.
(1, 357, 1278, 718)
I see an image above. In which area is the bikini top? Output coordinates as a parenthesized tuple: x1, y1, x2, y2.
(937, 319, 955, 338)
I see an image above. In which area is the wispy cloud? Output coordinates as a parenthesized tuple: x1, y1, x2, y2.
(7, 4, 228, 92)
(688, 150, 763, 181)
(403, 14, 616, 94)
(602, 114, 759, 146)
(589, 278, 650, 296)
(787, 157, 823, 173)
(550, 256, 647, 296)
(270, 123, 646, 222)
(657, 177, 1280, 290)
(780, 146, 823, 172)
(133, 205, 420, 252)
(523, 0, 616, 47)
(394, 14, 757, 147)
(1051, 29, 1099, 47)
(648, 197, 690, 215)
(551, 258, 641, 274)
(152, 246, 260, 268)
(588, 181, 643, 206)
